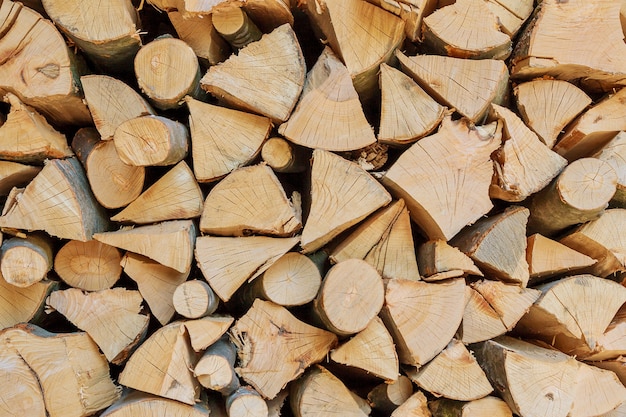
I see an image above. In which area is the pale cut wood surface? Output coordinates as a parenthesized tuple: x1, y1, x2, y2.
(261, 137, 309, 173)
(367, 376, 413, 414)
(100, 391, 210, 417)
(212, 5, 262, 49)
(225, 386, 269, 417)
(482, 0, 533, 37)
(172, 280, 219, 319)
(390, 391, 431, 417)
(366, 0, 435, 42)
(183, 315, 234, 352)
(0, 276, 57, 329)
(418, 239, 482, 280)
(194, 336, 240, 394)
(0, 233, 52, 287)
(595, 131, 626, 207)
(459, 285, 509, 344)
(55, 240, 122, 291)
(569, 361, 626, 417)
(168, 11, 230, 67)
(430, 396, 513, 417)
(0, 160, 40, 195)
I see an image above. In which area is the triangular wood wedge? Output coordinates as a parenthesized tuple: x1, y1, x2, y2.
(183, 315, 234, 352)
(199, 164, 301, 237)
(365, 0, 431, 42)
(54, 240, 122, 291)
(584, 303, 626, 361)
(367, 376, 413, 414)
(459, 285, 509, 344)
(305, 0, 405, 101)
(483, 0, 533, 37)
(278, 47, 377, 151)
(301, 149, 391, 253)
(119, 322, 199, 405)
(489, 104, 567, 202)
(112, 161, 203, 224)
(429, 396, 513, 417)
(231, 299, 338, 399)
(406, 339, 493, 401)
(0, 275, 57, 329)
(81, 75, 155, 140)
(330, 316, 399, 382)
(378, 63, 445, 146)
(383, 115, 501, 241)
(186, 96, 271, 182)
(569, 361, 626, 417)
(0, 157, 109, 241)
(0, 93, 73, 163)
(450, 206, 530, 286)
(100, 391, 210, 417)
(514, 79, 591, 148)
(0, 161, 40, 195)
(588, 356, 626, 387)
(94, 220, 196, 274)
(201, 24, 305, 123)
(595, 131, 626, 207)
(470, 280, 540, 330)
(381, 278, 466, 366)
(330, 199, 419, 281)
(121, 252, 189, 326)
(46, 288, 149, 364)
(418, 239, 483, 281)
(195, 235, 299, 302)
(527, 233, 596, 285)
(396, 52, 509, 122)
(168, 11, 230, 67)
(390, 391, 431, 417)
(422, 0, 511, 59)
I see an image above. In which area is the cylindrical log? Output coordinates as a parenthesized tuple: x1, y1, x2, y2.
(195, 337, 240, 395)
(0, 233, 53, 287)
(367, 375, 414, 414)
(261, 137, 309, 173)
(54, 240, 122, 291)
(212, 5, 262, 50)
(225, 386, 268, 417)
(173, 280, 219, 319)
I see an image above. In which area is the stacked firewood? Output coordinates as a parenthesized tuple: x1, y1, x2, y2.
(0, 0, 625, 416)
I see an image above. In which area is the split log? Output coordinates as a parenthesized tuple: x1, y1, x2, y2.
(186, 96, 271, 182)
(390, 391, 431, 417)
(55, 240, 122, 291)
(429, 396, 513, 417)
(527, 158, 618, 236)
(367, 375, 414, 414)
(100, 390, 211, 417)
(418, 240, 482, 282)
(184, 315, 234, 352)
(365, 0, 436, 42)
(194, 336, 240, 395)
(168, 11, 230, 67)
(301, 149, 391, 253)
(201, 24, 305, 124)
(396, 52, 509, 122)
(0, 160, 40, 195)
(0, 275, 57, 329)
(587, 303, 626, 362)
(0, 157, 109, 241)
(278, 47, 377, 152)
(212, 5, 262, 50)
(199, 164, 301, 237)
(594, 131, 626, 207)
(46, 288, 149, 364)
(481, 0, 533, 37)
(589, 356, 626, 387)
(261, 137, 309, 174)
(0, 233, 52, 288)
(173, 280, 219, 319)
(569, 362, 626, 417)
(226, 386, 269, 417)
(458, 286, 507, 345)
(382, 115, 501, 241)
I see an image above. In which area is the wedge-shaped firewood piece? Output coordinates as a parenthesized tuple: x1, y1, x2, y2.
(55, 240, 122, 291)
(515, 274, 626, 360)
(589, 356, 626, 387)
(367, 376, 413, 414)
(595, 131, 626, 207)
(528, 158, 618, 236)
(47, 288, 149, 364)
(406, 339, 493, 401)
(0, 233, 52, 287)
(330, 316, 399, 382)
(365, 0, 432, 42)
(0, 275, 57, 329)
(0, 323, 120, 417)
(168, 11, 230, 67)
(183, 315, 234, 352)
(471, 279, 539, 329)
(482, 0, 533, 37)
(378, 63, 445, 146)
(0, 158, 109, 241)
(569, 361, 626, 417)
(305, 0, 405, 101)
(81, 75, 155, 140)
(100, 390, 210, 417)
(195, 235, 299, 302)
(397, 52, 508, 122)
(331, 199, 419, 281)
(201, 24, 305, 124)
(178, 0, 293, 31)
(383, 115, 501, 240)
(186, 96, 271, 182)
(278, 47, 376, 152)
(451, 206, 529, 286)
(418, 240, 483, 281)
(289, 365, 370, 417)
(381, 278, 465, 366)
(459, 286, 508, 344)
(0, 161, 40, 195)
(390, 391, 430, 417)
(112, 161, 203, 224)
(94, 220, 196, 274)
(489, 104, 567, 202)
(0, 2, 91, 125)
(429, 396, 513, 417)
(584, 304, 626, 361)
(200, 164, 301, 237)
(194, 336, 240, 395)
(514, 79, 591, 148)
(510, 0, 626, 92)
(474, 336, 579, 417)
(422, 0, 511, 59)
(527, 233, 596, 285)
(232, 299, 338, 399)
(0, 93, 72, 163)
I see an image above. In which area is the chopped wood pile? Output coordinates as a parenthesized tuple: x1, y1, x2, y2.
(1, 0, 626, 416)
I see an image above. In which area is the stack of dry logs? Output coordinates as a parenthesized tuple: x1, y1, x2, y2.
(0, 0, 625, 416)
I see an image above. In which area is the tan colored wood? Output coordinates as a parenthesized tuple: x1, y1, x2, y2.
(559, 230, 626, 278)
(418, 239, 482, 280)
(301, 149, 391, 253)
(589, 356, 626, 387)
(396, 52, 509, 122)
(0, 276, 57, 329)
(201, 24, 305, 124)
(47, 288, 149, 364)
(94, 220, 196, 274)
(114, 115, 189, 167)
(390, 391, 431, 417)
(595, 131, 626, 207)
(111, 161, 203, 224)
(471, 279, 540, 329)
(381, 278, 465, 366)
(195, 235, 299, 302)
(422, 0, 511, 59)
(183, 315, 234, 352)
(199, 164, 301, 237)
(81, 75, 155, 141)
(528, 158, 618, 236)
(0, 161, 40, 195)
(527, 233, 596, 285)
(383, 115, 501, 240)
(168, 11, 230, 67)
(173, 280, 219, 319)
(367, 375, 413, 414)
(482, 0, 533, 37)
(430, 396, 513, 417)
(510, 0, 626, 92)
(231, 299, 338, 399)
(0, 158, 109, 241)
(100, 390, 211, 417)
(569, 361, 626, 417)
(186, 96, 271, 182)
(194, 336, 240, 395)
(331, 199, 420, 281)
(378, 63, 445, 146)
(261, 137, 309, 174)
(343, 142, 389, 171)
(226, 386, 269, 417)
(459, 285, 508, 344)
(0, 233, 52, 287)
(278, 47, 376, 152)
(585, 303, 626, 361)
(55, 240, 122, 291)
(213, 5, 262, 50)
(602, 401, 626, 417)
(0, 93, 72, 163)
(514, 79, 591, 148)
(366, 0, 436, 42)
(330, 316, 399, 381)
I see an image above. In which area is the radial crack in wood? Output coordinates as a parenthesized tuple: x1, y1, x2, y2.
(0, 233, 52, 288)
(569, 362, 626, 417)
(0, 274, 57, 329)
(0, 161, 40, 196)
(55, 240, 122, 291)
(459, 285, 509, 345)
